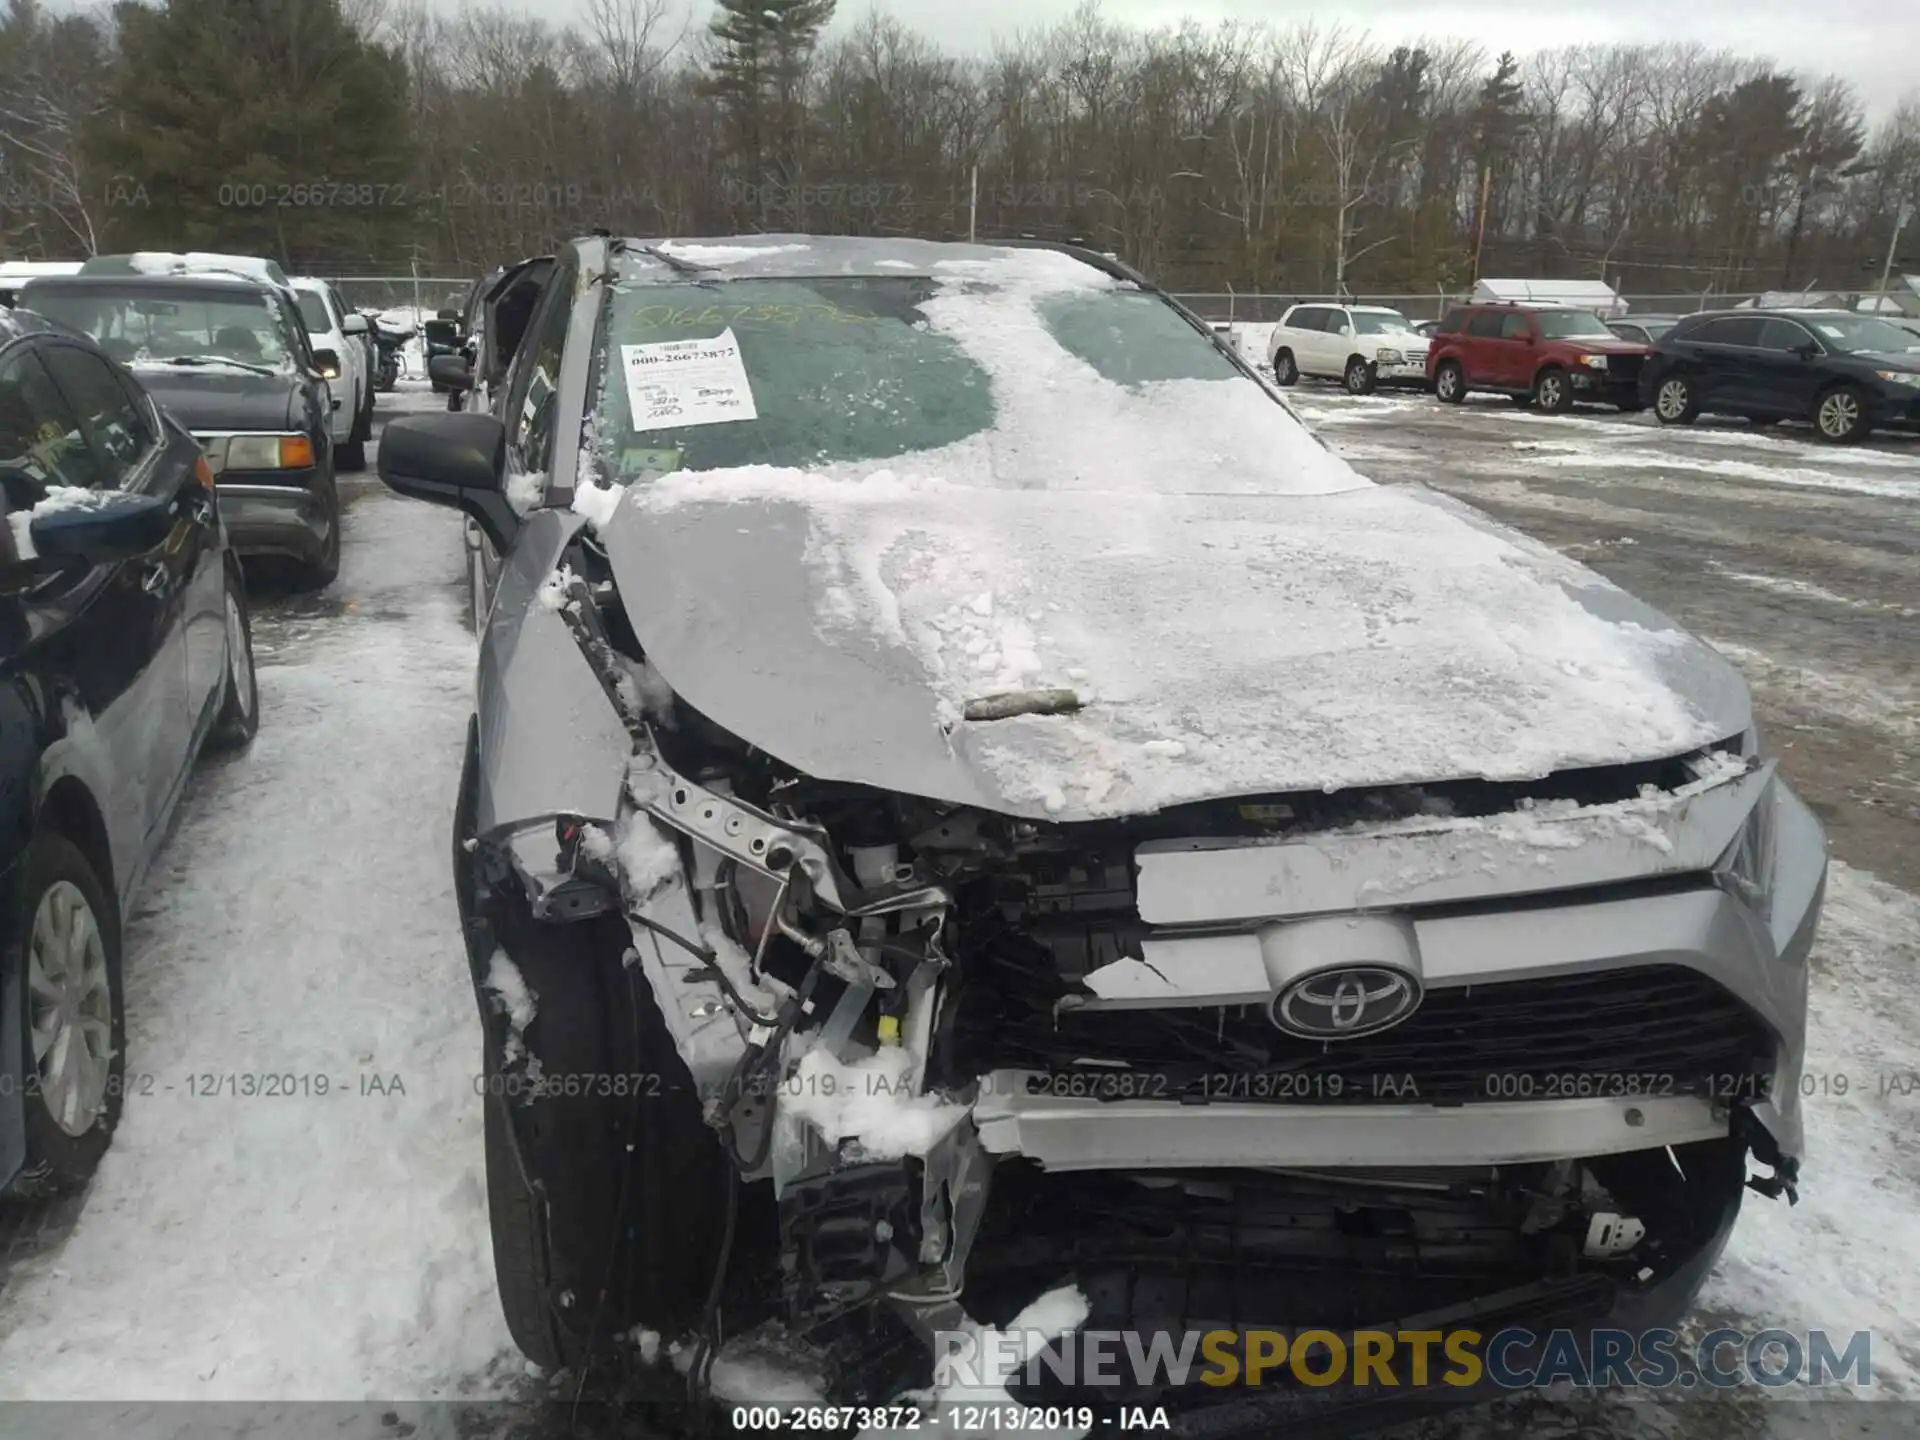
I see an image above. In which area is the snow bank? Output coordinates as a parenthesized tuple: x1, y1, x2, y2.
(781, 1046, 968, 1160)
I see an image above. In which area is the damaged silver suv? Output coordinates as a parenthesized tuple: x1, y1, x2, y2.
(378, 235, 1827, 1430)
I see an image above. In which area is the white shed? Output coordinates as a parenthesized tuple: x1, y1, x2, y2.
(1470, 278, 1626, 317)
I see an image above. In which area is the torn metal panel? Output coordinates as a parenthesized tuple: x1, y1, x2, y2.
(474, 508, 630, 836)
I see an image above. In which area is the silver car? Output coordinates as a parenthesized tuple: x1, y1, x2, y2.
(378, 235, 1825, 1426)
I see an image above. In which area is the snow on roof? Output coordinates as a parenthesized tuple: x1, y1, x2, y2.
(109, 251, 291, 290)
(1473, 278, 1621, 303)
(0, 261, 83, 280)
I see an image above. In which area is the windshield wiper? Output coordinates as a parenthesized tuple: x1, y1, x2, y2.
(155, 354, 279, 377)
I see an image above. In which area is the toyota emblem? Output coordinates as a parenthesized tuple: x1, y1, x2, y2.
(1271, 965, 1422, 1039)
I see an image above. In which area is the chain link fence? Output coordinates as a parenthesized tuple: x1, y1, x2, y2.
(316, 275, 475, 318)
(1166, 292, 1792, 325)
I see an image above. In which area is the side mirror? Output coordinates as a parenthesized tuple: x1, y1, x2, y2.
(1796, 342, 1820, 360)
(377, 411, 518, 552)
(29, 490, 173, 563)
(311, 346, 341, 380)
(429, 353, 473, 392)
(341, 314, 369, 336)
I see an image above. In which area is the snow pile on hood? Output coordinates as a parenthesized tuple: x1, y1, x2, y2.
(7, 483, 122, 560)
(654, 240, 812, 266)
(618, 465, 1731, 819)
(780, 1046, 968, 1160)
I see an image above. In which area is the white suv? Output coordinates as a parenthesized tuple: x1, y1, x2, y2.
(1267, 302, 1431, 394)
(291, 277, 374, 470)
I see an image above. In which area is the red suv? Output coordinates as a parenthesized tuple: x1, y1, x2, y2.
(1426, 302, 1652, 413)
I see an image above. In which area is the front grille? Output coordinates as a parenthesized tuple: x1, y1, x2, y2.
(1606, 353, 1645, 384)
(971, 964, 1774, 1106)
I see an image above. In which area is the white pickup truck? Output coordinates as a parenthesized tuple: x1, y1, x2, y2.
(291, 276, 374, 470)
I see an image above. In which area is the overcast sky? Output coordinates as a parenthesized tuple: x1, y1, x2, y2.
(539, 0, 1913, 121)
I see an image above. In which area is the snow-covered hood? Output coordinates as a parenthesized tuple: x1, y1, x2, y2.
(601, 470, 1750, 822)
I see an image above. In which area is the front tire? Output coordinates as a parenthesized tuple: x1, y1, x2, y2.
(1533, 367, 1574, 414)
(480, 902, 737, 1368)
(7, 833, 124, 1198)
(1271, 350, 1299, 387)
(208, 566, 259, 752)
(1814, 384, 1870, 443)
(1653, 374, 1699, 426)
(1433, 360, 1466, 404)
(1343, 357, 1376, 396)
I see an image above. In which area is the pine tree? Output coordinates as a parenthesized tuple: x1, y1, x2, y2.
(83, 0, 415, 266)
(703, 0, 834, 221)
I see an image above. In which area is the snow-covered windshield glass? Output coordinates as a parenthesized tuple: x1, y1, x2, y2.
(1805, 315, 1920, 352)
(24, 282, 294, 371)
(1535, 310, 1617, 340)
(1352, 311, 1416, 335)
(592, 269, 1356, 495)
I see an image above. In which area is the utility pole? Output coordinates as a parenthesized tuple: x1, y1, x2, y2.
(1471, 166, 1493, 285)
(1873, 203, 1911, 315)
(968, 164, 978, 244)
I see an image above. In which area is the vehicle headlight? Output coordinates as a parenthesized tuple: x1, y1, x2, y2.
(1580, 354, 1609, 369)
(1874, 370, 1920, 388)
(1374, 347, 1405, 364)
(225, 434, 316, 470)
(1714, 784, 1777, 924)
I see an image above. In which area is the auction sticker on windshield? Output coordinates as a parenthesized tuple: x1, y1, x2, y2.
(622, 327, 758, 430)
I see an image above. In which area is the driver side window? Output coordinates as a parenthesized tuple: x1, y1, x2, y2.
(507, 266, 576, 475)
(0, 345, 112, 515)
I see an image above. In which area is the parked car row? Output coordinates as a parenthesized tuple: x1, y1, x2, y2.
(0, 300, 259, 1197)
(1266, 297, 1920, 442)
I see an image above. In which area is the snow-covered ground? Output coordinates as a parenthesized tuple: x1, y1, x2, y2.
(0, 382, 1914, 1440)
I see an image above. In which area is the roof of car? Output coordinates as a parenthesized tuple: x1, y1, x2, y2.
(82, 251, 291, 288)
(603, 233, 1142, 286)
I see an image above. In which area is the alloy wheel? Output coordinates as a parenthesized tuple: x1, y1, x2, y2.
(1818, 390, 1860, 439)
(1656, 380, 1690, 420)
(26, 880, 113, 1138)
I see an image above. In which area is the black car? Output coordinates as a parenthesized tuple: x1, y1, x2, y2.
(18, 273, 342, 585)
(0, 305, 258, 1196)
(1640, 308, 1920, 442)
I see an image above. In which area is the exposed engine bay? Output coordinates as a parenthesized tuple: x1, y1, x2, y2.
(469, 526, 1809, 1411)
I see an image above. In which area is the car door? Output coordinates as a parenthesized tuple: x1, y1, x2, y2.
(1683, 317, 1766, 410)
(1750, 317, 1827, 418)
(1289, 307, 1334, 374)
(1458, 311, 1506, 384)
(326, 284, 368, 412)
(1321, 308, 1357, 373)
(1495, 311, 1539, 388)
(37, 338, 218, 808)
(0, 342, 185, 871)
